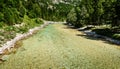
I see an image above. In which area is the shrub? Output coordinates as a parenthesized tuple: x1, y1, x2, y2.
(3, 8, 15, 25)
(0, 12, 4, 21)
(0, 22, 5, 28)
(4, 26, 16, 31)
(12, 8, 23, 24)
(67, 8, 77, 25)
(92, 28, 114, 37)
(19, 6, 26, 17)
(3, 8, 23, 25)
(112, 34, 120, 40)
(35, 18, 43, 24)
(27, 10, 36, 18)
(32, 4, 41, 17)
(17, 26, 29, 33)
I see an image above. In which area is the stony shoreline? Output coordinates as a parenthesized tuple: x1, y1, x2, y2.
(0, 21, 65, 56)
(0, 21, 50, 55)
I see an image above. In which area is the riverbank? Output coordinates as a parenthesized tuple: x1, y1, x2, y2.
(0, 20, 65, 62)
(0, 20, 49, 57)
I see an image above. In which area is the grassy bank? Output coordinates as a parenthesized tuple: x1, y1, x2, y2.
(0, 15, 43, 47)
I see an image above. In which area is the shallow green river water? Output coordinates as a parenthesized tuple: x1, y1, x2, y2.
(0, 24, 120, 69)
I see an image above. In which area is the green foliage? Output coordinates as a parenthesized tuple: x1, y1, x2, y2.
(66, 0, 120, 29)
(27, 10, 36, 18)
(4, 26, 16, 31)
(112, 34, 120, 40)
(0, 22, 5, 28)
(67, 8, 77, 25)
(3, 8, 15, 25)
(92, 28, 113, 37)
(92, 27, 120, 40)
(0, 0, 74, 25)
(0, 12, 4, 21)
(16, 26, 29, 33)
(32, 4, 41, 17)
(35, 18, 43, 24)
(2, 26, 16, 39)
(20, 15, 43, 33)
(19, 6, 26, 17)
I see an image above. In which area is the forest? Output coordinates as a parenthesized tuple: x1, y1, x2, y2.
(1, 0, 119, 27)
(0, 0, 73, 26)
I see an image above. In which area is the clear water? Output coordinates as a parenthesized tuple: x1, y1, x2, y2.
(0, 24, 120, 69)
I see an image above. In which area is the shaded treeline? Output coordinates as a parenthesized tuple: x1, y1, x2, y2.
(67, 0, 120, 28)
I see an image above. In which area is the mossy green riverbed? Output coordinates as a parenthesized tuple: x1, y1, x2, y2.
(0, 24, 120, 69)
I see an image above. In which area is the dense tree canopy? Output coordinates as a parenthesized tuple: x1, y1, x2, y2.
(67, 0, 120, 28)
(0, 0, 120, 28)
(0, 0, 73, 26)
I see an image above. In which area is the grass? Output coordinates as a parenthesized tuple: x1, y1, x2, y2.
(0, 24, 120, 69)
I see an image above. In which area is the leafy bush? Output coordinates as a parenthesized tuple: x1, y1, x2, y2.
(17, 26, 29, 33)
(0, 12, 4, 21)
(35, 18, 43, 24)
(27, 10, 36, 18)
(67, 8, 77, 25)
(19, 6, 26, 17)
(112, 34, 120, 40)
(3, 8, 23, 25)
(32, 4, 41, 17)
(4, 26, 16, 31)
(3, 8, 15, 25)
(92, 28, 120, 40)
(4, 32, 16, 40)
(11, 8, 23, 24)
(0, 22, 5, 28)
(92, 28, 114, 37)
(66, 8, 83, 28)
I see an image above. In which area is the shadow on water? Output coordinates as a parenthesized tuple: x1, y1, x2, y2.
(63, 26, 77, 29)
(76, 34, 100, 40)
(63, 23, 78, 29)
(63, 24, 120, 46)
(76, 33, 120, 46)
